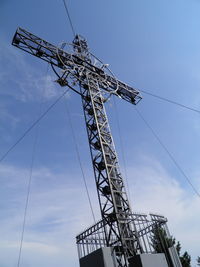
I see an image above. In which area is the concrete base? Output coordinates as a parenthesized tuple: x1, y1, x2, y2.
(80, 247, 116, 267)
(129, 253, 168, 267)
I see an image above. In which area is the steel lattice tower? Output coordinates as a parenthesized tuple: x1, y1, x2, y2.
(12, 28, 181, 267)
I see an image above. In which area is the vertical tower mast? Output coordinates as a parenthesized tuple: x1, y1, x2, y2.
(74, 35, 142, 265)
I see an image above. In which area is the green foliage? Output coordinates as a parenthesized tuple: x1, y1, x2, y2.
(151, 226, 175, 253)
(176, 241, 181, 256)
(180, 251, 191, 267)
(175, 241, 191, 266)
(151, 226, 192, 267)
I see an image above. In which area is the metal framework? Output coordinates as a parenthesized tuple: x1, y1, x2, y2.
(77, 213, 164, 257)
(76, 213, 182, 267)
(12, 28, 180, 267)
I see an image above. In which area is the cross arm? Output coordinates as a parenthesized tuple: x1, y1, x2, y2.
(12, 27, 73, 68)
(104, 74, 142, 104)
(12, 27, 142, 105)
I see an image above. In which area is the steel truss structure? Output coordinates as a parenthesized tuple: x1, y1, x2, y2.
(12, 28, 180, 267)
(77, 213, 166, 257)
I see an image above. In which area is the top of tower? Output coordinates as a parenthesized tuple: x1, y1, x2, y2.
(73, 34, 89, 54)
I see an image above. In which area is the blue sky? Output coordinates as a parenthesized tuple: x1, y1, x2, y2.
(0, 0, 200, 266)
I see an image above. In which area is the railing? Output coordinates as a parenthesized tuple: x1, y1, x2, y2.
(76, 212, 168, 259)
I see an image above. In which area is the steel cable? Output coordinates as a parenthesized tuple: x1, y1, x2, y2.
(63, 98, 96, 223)
(62, 0, 76, 37)
(135, 106, 200, 198)
(112, 97, 133, 205)
(0, 88, 70, 164)
(140, 89, 200, 114)
(17, 65, 49, 267)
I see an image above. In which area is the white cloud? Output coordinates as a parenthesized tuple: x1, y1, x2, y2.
(14, 72, 67, 103)
(0, 43, 72, 143)
(0, 164, 97, 267)
(1, 241, 59, 254)
(0, 157, 199, 266)
(0, 42, 70, 103)
(0, 102, 20, 129)
(126, 155, 200, 264)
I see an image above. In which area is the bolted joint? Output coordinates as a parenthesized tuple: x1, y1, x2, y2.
(108, 212, 117, 223)
(114, 245, 124, 256)
(36, 48, 44, 57)
(93, 141, 101, 150)
(102, 185, 111, 196)
(87, 108, 94, 116)
(56, 78, 68, 87)
(98, 160, 106, 171)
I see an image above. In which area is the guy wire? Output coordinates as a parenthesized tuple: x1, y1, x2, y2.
(62, 0, 76, 37)
(135, 106, 200, 198)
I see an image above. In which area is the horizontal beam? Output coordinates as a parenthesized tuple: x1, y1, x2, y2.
(12, 27, 142, 105)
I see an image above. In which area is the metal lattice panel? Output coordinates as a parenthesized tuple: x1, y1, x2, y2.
(76, 213, 169, 259)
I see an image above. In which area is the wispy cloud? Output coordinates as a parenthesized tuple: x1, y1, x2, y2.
(126, 155, 200, 263)
(0, 42, 69, 103)
(0, 102, 20, 130)
(0, 155, 199, 266)
(0, 42, 72, 144)
(0, 163, 97, 267)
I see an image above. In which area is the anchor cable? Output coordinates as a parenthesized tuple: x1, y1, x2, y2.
(112, 97, 133, 204)
(135, 106, 200, 198)
(140, 89, 200, 114)
(62, 0, 76, 37)
(0, 88, 70, 164)
(63, 98, 96, 222)
(17, 65, 49, 267)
